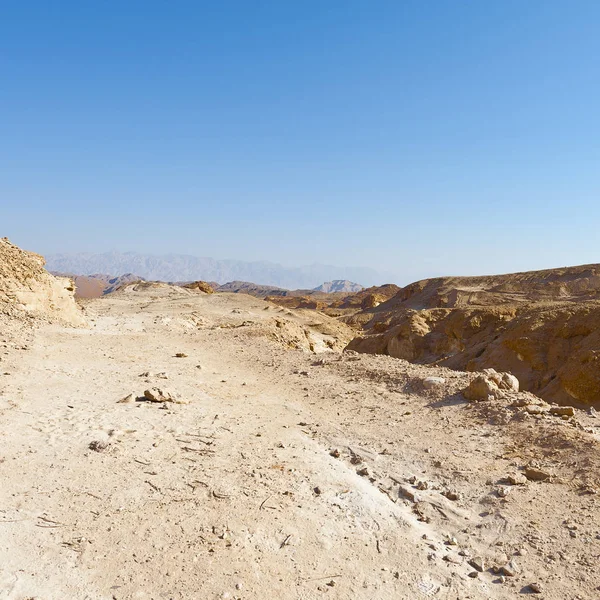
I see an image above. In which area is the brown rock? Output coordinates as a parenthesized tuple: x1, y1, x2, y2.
(524, 467, 551, 481)
(550, 406, 575, 417)
(143, 387, 188, 404)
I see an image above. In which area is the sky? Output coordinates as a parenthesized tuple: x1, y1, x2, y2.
(2, 0, 599, 283)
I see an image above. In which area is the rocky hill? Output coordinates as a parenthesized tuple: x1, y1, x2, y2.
(0, 238, 85, 325)
(347, 265, 600, 406)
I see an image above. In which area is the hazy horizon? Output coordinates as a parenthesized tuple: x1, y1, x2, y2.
(3, 1, 599, 281)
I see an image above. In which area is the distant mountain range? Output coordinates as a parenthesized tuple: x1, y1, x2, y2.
(45, 252, 392, 289)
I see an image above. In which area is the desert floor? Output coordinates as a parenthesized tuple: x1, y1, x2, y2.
(1, 288, 599, 600)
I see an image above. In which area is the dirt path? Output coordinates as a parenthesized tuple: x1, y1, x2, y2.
(1, 290, 599, 599)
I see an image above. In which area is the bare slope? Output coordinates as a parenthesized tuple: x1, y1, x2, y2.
(347, 265, 600, 406)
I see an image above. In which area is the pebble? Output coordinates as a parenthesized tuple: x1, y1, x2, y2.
(117, 393, 135, 404)
(497, 486, 511, 498)
(508, 473, 527, 485)
(529, 582, 542, 593)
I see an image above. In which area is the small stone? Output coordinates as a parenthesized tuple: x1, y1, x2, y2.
(143, 387, 189, 404)
(329, 449, 340, 458)
(468, 571, 478, 578)
(443, 490, 461, 501)
(550, 406, 575, 417)
(416, 480, 429, 490)
(314, 486, 322, 495)
(443, 554, 462, 564)
(357, 467, 369, 477)
(500, 560, 519, 577)
(88, 440, 109, 452)
(507, 473, 527, 486)
(175, 352, 188, 358)
(468, 557, 485, 572)
(326, 580, 335, 587)
(446, 536, 459, 546)
(497, 486, 511, 498)
(529, 582, 542, 593)
(117, 393, 135, 404)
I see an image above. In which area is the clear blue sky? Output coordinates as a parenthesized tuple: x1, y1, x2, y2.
(2, 1, 599, 283)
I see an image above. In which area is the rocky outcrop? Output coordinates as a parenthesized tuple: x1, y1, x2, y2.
(182, 281, 215, 294)
(0, 238, 85, 325)
(346, 266, 600, 407)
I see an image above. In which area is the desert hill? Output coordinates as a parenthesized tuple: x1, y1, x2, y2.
(347, 265, 600, 406)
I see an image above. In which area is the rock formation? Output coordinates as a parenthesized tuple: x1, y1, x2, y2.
(0, 238, 85, 325)
(346, 265, 600, 406)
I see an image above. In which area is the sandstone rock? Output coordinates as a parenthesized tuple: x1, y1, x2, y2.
(182, 281, 215, 294)
(524, 467, 551, 481)
(507, 473, 527, 486)
(463, 375, 499, 402)
(0, 238, 86, 326)
(550, 406, 575, 417)
(468, 557, 485, 572)
(500, 560, 519, 577)
(499, 373, 519, 392)
(143, 387, 188, 404)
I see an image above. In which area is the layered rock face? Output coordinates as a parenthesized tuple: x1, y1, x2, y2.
(347, 265, 600, 406)
(0, 238, 85, 325)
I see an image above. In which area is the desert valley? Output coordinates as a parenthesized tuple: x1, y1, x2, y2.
(2, 236, 600, 600)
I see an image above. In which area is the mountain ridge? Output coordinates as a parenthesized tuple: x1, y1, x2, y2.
(45, 251, 390, 290)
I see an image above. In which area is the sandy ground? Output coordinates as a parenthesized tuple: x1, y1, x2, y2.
(1, 288, 600, 599)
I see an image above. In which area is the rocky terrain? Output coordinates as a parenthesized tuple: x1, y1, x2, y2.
(346, 266, 600, 406)
(2, 242, 600, 599)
